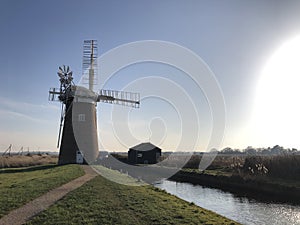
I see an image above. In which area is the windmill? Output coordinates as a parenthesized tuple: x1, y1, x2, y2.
(49, 40, 140, 165)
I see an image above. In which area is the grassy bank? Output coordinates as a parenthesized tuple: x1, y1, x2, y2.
(0, 164, 84, 217)
(26, 174, 239, 225)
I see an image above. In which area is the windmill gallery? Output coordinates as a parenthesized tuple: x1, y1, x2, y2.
(49, 40, 140, 165)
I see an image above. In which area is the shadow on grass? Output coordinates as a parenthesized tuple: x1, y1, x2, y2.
(0, 164, 60, 174)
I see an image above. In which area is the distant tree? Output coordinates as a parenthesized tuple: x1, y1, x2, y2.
(292, 148, 298, 153)
(244, 146, 257, 155)
(221, 147, 234, 154)
(233, 148, 242, 154)
(261, 148, 270, 155)
(271, 145, 285, 155)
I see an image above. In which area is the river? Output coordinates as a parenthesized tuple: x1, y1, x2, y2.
(154, 180, 300, 225)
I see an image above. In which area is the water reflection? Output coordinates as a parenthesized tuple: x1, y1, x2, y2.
(155, 180, 300, 225)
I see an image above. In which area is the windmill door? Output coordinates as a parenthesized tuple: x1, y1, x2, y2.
(76, 151, 84, 164)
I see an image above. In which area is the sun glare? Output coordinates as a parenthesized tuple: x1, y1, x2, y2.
(253, 35, 300, 148)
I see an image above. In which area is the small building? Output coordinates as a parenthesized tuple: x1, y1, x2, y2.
(128, 142, 161, 164)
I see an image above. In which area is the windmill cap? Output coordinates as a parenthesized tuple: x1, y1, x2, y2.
(74, 85, 98, 103)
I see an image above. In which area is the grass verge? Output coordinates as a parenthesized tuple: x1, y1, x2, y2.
(26, 174, 239, 225)
(0, 164, 84, 217)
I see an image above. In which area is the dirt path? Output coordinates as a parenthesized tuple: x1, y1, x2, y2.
(0, 165, 98, 225)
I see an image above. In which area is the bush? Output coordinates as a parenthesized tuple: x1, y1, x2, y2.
(242, 155, 300, 180)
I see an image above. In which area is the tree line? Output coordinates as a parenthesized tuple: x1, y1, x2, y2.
(219, 145, 299, 155)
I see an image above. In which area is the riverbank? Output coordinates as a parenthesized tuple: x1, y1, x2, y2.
(25, 166, 239, 225)
(155, 179, 300, 225)
(169, 169, 300, 204)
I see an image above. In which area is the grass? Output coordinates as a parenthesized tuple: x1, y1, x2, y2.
(26, 174, 239, 225)
(183, 168, 232, 177)
(92, 165, 145, 186)
(0, 164, 84, 218)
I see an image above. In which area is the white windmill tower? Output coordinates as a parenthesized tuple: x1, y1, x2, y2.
(49, 40, 140, 164)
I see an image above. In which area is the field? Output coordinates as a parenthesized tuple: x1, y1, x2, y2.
(0, 164, 84, 217)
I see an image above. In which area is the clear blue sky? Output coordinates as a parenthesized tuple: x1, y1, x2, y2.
(1, 0, 300, 152)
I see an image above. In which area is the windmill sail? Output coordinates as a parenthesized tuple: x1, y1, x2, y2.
(98, 89, 140, 108)
(82, 40, 98, 91)
(48, 88, 62, 101)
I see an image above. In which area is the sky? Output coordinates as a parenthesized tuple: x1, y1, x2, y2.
(1, 0, 300, 152)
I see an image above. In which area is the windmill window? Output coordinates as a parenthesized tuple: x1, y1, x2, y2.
(78, 114, 86, 122)
(137, 153, 142, 158)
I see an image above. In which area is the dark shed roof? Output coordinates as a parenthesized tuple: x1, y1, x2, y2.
(130, 142, 161, 151)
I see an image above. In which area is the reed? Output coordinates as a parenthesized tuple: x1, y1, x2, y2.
(0, 155, 58, 168)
